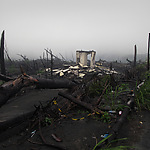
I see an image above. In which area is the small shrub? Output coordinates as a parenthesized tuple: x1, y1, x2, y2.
(87, 75, 110, 97)
(100, 112, 111, 123)
(103, 84, 130, 109)
(44, 117, 52, 126)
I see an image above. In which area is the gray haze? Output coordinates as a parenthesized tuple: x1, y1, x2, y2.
(0, 0, 150, 61)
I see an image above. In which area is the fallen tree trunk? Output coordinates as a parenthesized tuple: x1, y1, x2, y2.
(109, 99, 134, 141)
(0, 74, 76, 107)
(36, 78, 76, 89)
(58, 91, 103, 114)
(108, 98, 134, 143)
(95, 98, 134, 149)
(0, 74, 37, 107)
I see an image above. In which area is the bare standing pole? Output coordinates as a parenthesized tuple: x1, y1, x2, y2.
(46, 49, 48, 69)
(0, 30, 6, 75)
(147, 33, 150, 71)
(49, 49, 53, 77)
(134, 45, 137, 68)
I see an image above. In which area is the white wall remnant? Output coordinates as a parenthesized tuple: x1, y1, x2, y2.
(76, 50, 96, 68)
(90, 51, 96, 68)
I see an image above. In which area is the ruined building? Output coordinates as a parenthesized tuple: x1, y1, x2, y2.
(76, 50, 96, 68)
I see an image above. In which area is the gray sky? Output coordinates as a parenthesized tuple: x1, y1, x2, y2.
(0, 0, 150, 60)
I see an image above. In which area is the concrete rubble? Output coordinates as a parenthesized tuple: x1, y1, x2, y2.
(45, 50, 118, 79)
(46, 63, 118, 78)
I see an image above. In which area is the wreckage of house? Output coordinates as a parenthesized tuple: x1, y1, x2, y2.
(76, 50, 96, 68)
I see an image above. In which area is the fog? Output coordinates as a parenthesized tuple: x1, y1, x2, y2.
(0, 0, 150, 61)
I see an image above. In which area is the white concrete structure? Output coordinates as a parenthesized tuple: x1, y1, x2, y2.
(76, 50, 96, 68)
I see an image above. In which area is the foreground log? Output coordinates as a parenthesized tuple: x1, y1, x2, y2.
(0, 74, 37, 107)
(0, 73, 76, 107)
(36, 78, 76, 89)
(108, 98, 134, 143)
(95, 98, 134, 149)
(58, 91, 103, 114)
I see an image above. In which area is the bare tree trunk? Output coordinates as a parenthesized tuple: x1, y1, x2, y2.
(50, 49, 53, 77)
(0, 30, 6, 75)
(44, 49, 49, 69)
(147, 33, 150, 71)
(134, 45, 137, 68)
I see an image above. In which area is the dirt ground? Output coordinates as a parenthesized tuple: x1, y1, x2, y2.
(0, 110, 149, 150)
(0, 88, 150, 150)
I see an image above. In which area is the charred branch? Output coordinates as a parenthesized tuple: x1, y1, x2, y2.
(58, 91, 103, 114)
(0, 73, 14, 81)
(108, 98, 134, 143)
(126, 58, 132, 64)
(17, 54, 32, 71)
(5, 49, 12, 63)
(38, 119, 66, 150)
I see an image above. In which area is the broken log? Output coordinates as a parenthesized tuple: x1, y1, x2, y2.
(0, 73, 76, 107)
(1, 74, 37, 90)
(0, 74, 37, 107)
(58, 91, 103, 114)
(107, 98, 134, 143)
(95, 98, 134, 149)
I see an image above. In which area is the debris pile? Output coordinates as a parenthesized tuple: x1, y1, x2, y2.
(45, 62, 118, 80)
